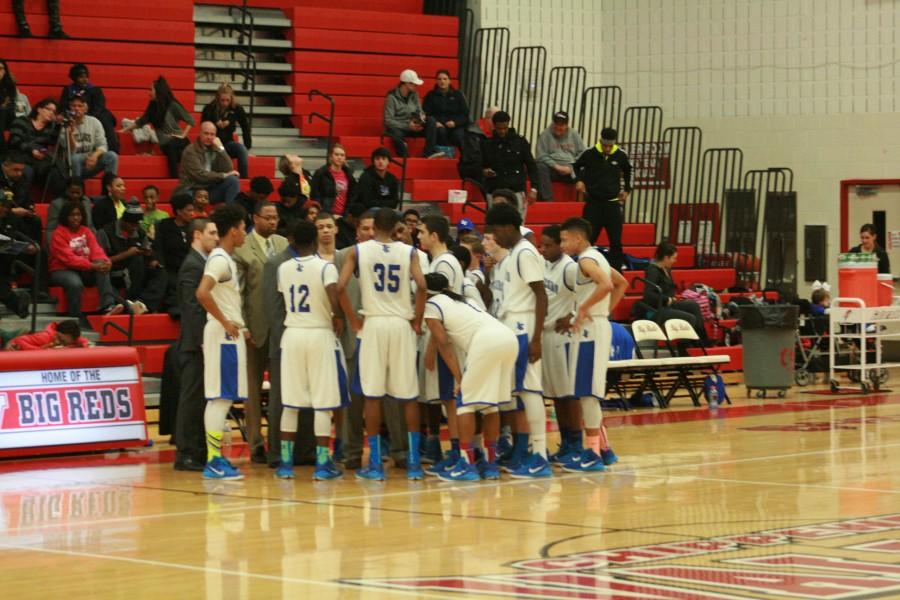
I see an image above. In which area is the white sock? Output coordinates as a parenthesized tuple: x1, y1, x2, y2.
(314, 411, 332, 438)
(521, 391, 547, 457)
(280, 406, 299, 433)
(581, 396, 602, 429)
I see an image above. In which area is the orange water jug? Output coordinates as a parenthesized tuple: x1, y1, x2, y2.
(878, 273, 894, 306)
(838, 253, 878, 307)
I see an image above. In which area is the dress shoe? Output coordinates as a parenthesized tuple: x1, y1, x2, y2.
(251, 446, 268, 464)
(17, 24, 32, 37)
(48, 27, 70, 39)
(174, 456, 205, 472)
(344, 458, 362, 470)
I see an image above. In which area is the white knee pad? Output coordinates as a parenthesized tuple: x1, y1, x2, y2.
(280, 406, 299, 433)
(580, 396, 602, 429)
(314, 410, 332, 438)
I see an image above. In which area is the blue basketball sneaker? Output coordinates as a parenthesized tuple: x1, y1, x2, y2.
(496, 435, 513, 460)
(425, 450, 459, 477)
(497, 452, 524, 473)
(510, 453, 552, 479)
(355, 462, 386, 481)
(601, 448, 619, 466)
(562, 449, 606, 473)
(437, 457, 481, 482)
(203, 456, 244, 481)
(313, 460, 343, 481)
(422, 436, 443, 465)
(274, 462, 295, 479)
(476, 459, 500, 480)
(407, 463, 425, 481)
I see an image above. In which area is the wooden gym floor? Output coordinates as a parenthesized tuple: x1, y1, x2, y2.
(1, 383, 899, 599)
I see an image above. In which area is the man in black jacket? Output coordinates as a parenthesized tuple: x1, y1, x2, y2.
(155, 194, 195, 317)
(173, 218, 219, 471)
(574, 127, 632, 271)
(352, 147, 399, 209)
(480, 111, 538, 214)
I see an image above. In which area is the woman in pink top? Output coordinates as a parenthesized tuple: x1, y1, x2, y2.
(48, 202, 124, 321)
(310, 143, 356, 217)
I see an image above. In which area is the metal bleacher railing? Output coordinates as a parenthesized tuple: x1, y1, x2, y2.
(453, 3, 798, 297)
(226, 0, 257, 131)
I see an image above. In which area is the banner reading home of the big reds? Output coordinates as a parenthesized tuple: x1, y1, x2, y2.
(0, 348, 147, 457)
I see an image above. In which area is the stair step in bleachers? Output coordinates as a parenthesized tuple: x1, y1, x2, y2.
(49, 286, 99, 314)
(203, 0, 424, 13)
(135, 344, 169, 376)
(338, 136, 425, 158)
(18, 86, 195, 114)
(195, 35, 292, 50)
(290, 73, 448, 97)
(291, 94, 385, 118)
(409, 179, 581, 203)
(625, 245, 696, 266)
(0, 0, 192, 21)
(86, 314, 180, 343)
(11, 62, 196, 90)
(301, 115, 383, 137)
(624, 269, 736, 293)
(82, 178, 277, 202)
(612, 296, 640, 321)
(288, 29, 456, 58)
(290, 51, 457, 79)
(0, 15, 193, 42)
(286, 8, 456, 37)
(2, 40, 194, 67)
(112, 155, 273, 179)
(394, 159, 458, 180)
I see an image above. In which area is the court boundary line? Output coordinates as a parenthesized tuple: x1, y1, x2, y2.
(625, 472, 900, 495)
(4, 440, 900, 536)
(0, 541, 461, 600)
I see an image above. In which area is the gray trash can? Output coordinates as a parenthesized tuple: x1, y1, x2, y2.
(739, 304, 799, 398)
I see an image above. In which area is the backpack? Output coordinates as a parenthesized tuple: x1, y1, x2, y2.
(703, 373, 729, 406)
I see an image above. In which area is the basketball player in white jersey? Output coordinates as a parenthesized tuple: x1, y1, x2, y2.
(196, 204, 248, 480)
(452, 245, 487, 310)
(337, 208, 428, 481)
(538, 225, 583, 465)
(559, 217, 628, 471)
(276, 220, 349, 481)
(417, 215, 466, 475)
(484, 203, 551, 479)
(423, 273, 517, 482)
(315, 212, 338, 262)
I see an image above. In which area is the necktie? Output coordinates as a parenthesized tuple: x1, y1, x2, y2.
(266, 238, 274, 258)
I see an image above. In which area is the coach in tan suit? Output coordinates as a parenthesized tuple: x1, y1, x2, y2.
(234, 201, 288, 462)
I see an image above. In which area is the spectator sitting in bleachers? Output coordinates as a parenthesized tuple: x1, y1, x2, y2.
(192, 188, 210, 217)
(8, 97, 62, 195)
(174, 122, 240, 206)
(304, 200, 321, 222)
(235, 176, 274, 231)
(480, 111, 538, 213)
(0, 152, 42, 244)
(92, 172, 130, 231)
(201, 84, 252, 178)
(311, 143, 355, 217)
(59, 64, 119, 154)
(0, 60, 19, 155)
(277, 153, 312, 199)
(458, 105, 498, 182)
(13, 0, 68, 38)
(96, 203, 167, 315)
(335, 203, 365, 250)
(120, 77, 195, 179)
(140, 185, 168, 237)
(383, 69, 439, 158)
(423, 69, 469, 154)
(352, 146, 399, 210)
(49, 201, 124, 323)
(0, 192, 35, 319)
(155, 193, 194, 317)
(636, 241, 708, 342)
(46, 178, 93, 244)
(61, 95, 119, 181)
(6, 320, 88, 351)
(275, 176, 305, 237)
(535, 110, 585, 202)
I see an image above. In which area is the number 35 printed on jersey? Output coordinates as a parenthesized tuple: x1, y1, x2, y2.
(373, 264, 401, 293)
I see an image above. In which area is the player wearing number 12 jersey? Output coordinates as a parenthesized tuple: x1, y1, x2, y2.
(275, 220, 349, 481)
(337, 208, 428, 481)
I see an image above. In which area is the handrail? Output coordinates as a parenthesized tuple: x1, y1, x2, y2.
(459, 177, 486, 214)
(101, 311, 136, 346)
(379, 133, 408, 199)
(308, 89, 336, 154)
(227, 0, 257, 131)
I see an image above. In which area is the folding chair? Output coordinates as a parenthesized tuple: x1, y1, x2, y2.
(664, 318, 732, 406)
(630, 319, 669, 407)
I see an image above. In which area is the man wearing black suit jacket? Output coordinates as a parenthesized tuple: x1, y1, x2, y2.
(173, 218, 220, 471)
(262, 244, 316, 467)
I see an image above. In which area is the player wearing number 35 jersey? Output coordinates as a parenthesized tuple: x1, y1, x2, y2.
(337, 208, 428, 482)
(275, 220, 349, 481)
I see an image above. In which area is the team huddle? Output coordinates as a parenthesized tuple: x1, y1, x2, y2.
(196, 201, 627, 483)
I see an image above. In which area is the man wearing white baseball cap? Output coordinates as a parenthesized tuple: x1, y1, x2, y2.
(384, 69, 441, 158)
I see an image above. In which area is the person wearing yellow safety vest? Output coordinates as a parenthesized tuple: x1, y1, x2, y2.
(573, 127, 632, 271)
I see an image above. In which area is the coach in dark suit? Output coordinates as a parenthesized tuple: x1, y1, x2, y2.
(263, 244, 316, 467)
(173, 218, 218, 471)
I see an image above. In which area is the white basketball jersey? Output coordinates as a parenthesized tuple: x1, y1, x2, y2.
(462, 279, 486, 310)
(544, 255, 578, 326)
(277, 254, 338, 329)
(575, 247, 612, 318)
(411, 248, 430, 297)
(488, 255, 507, 318)
(499, 238, 543, 317)
(356, 239, 414, 319)
(204, 248, 244, 326)
(424, 294, 499, 351)
(430, 251, 465, 294)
